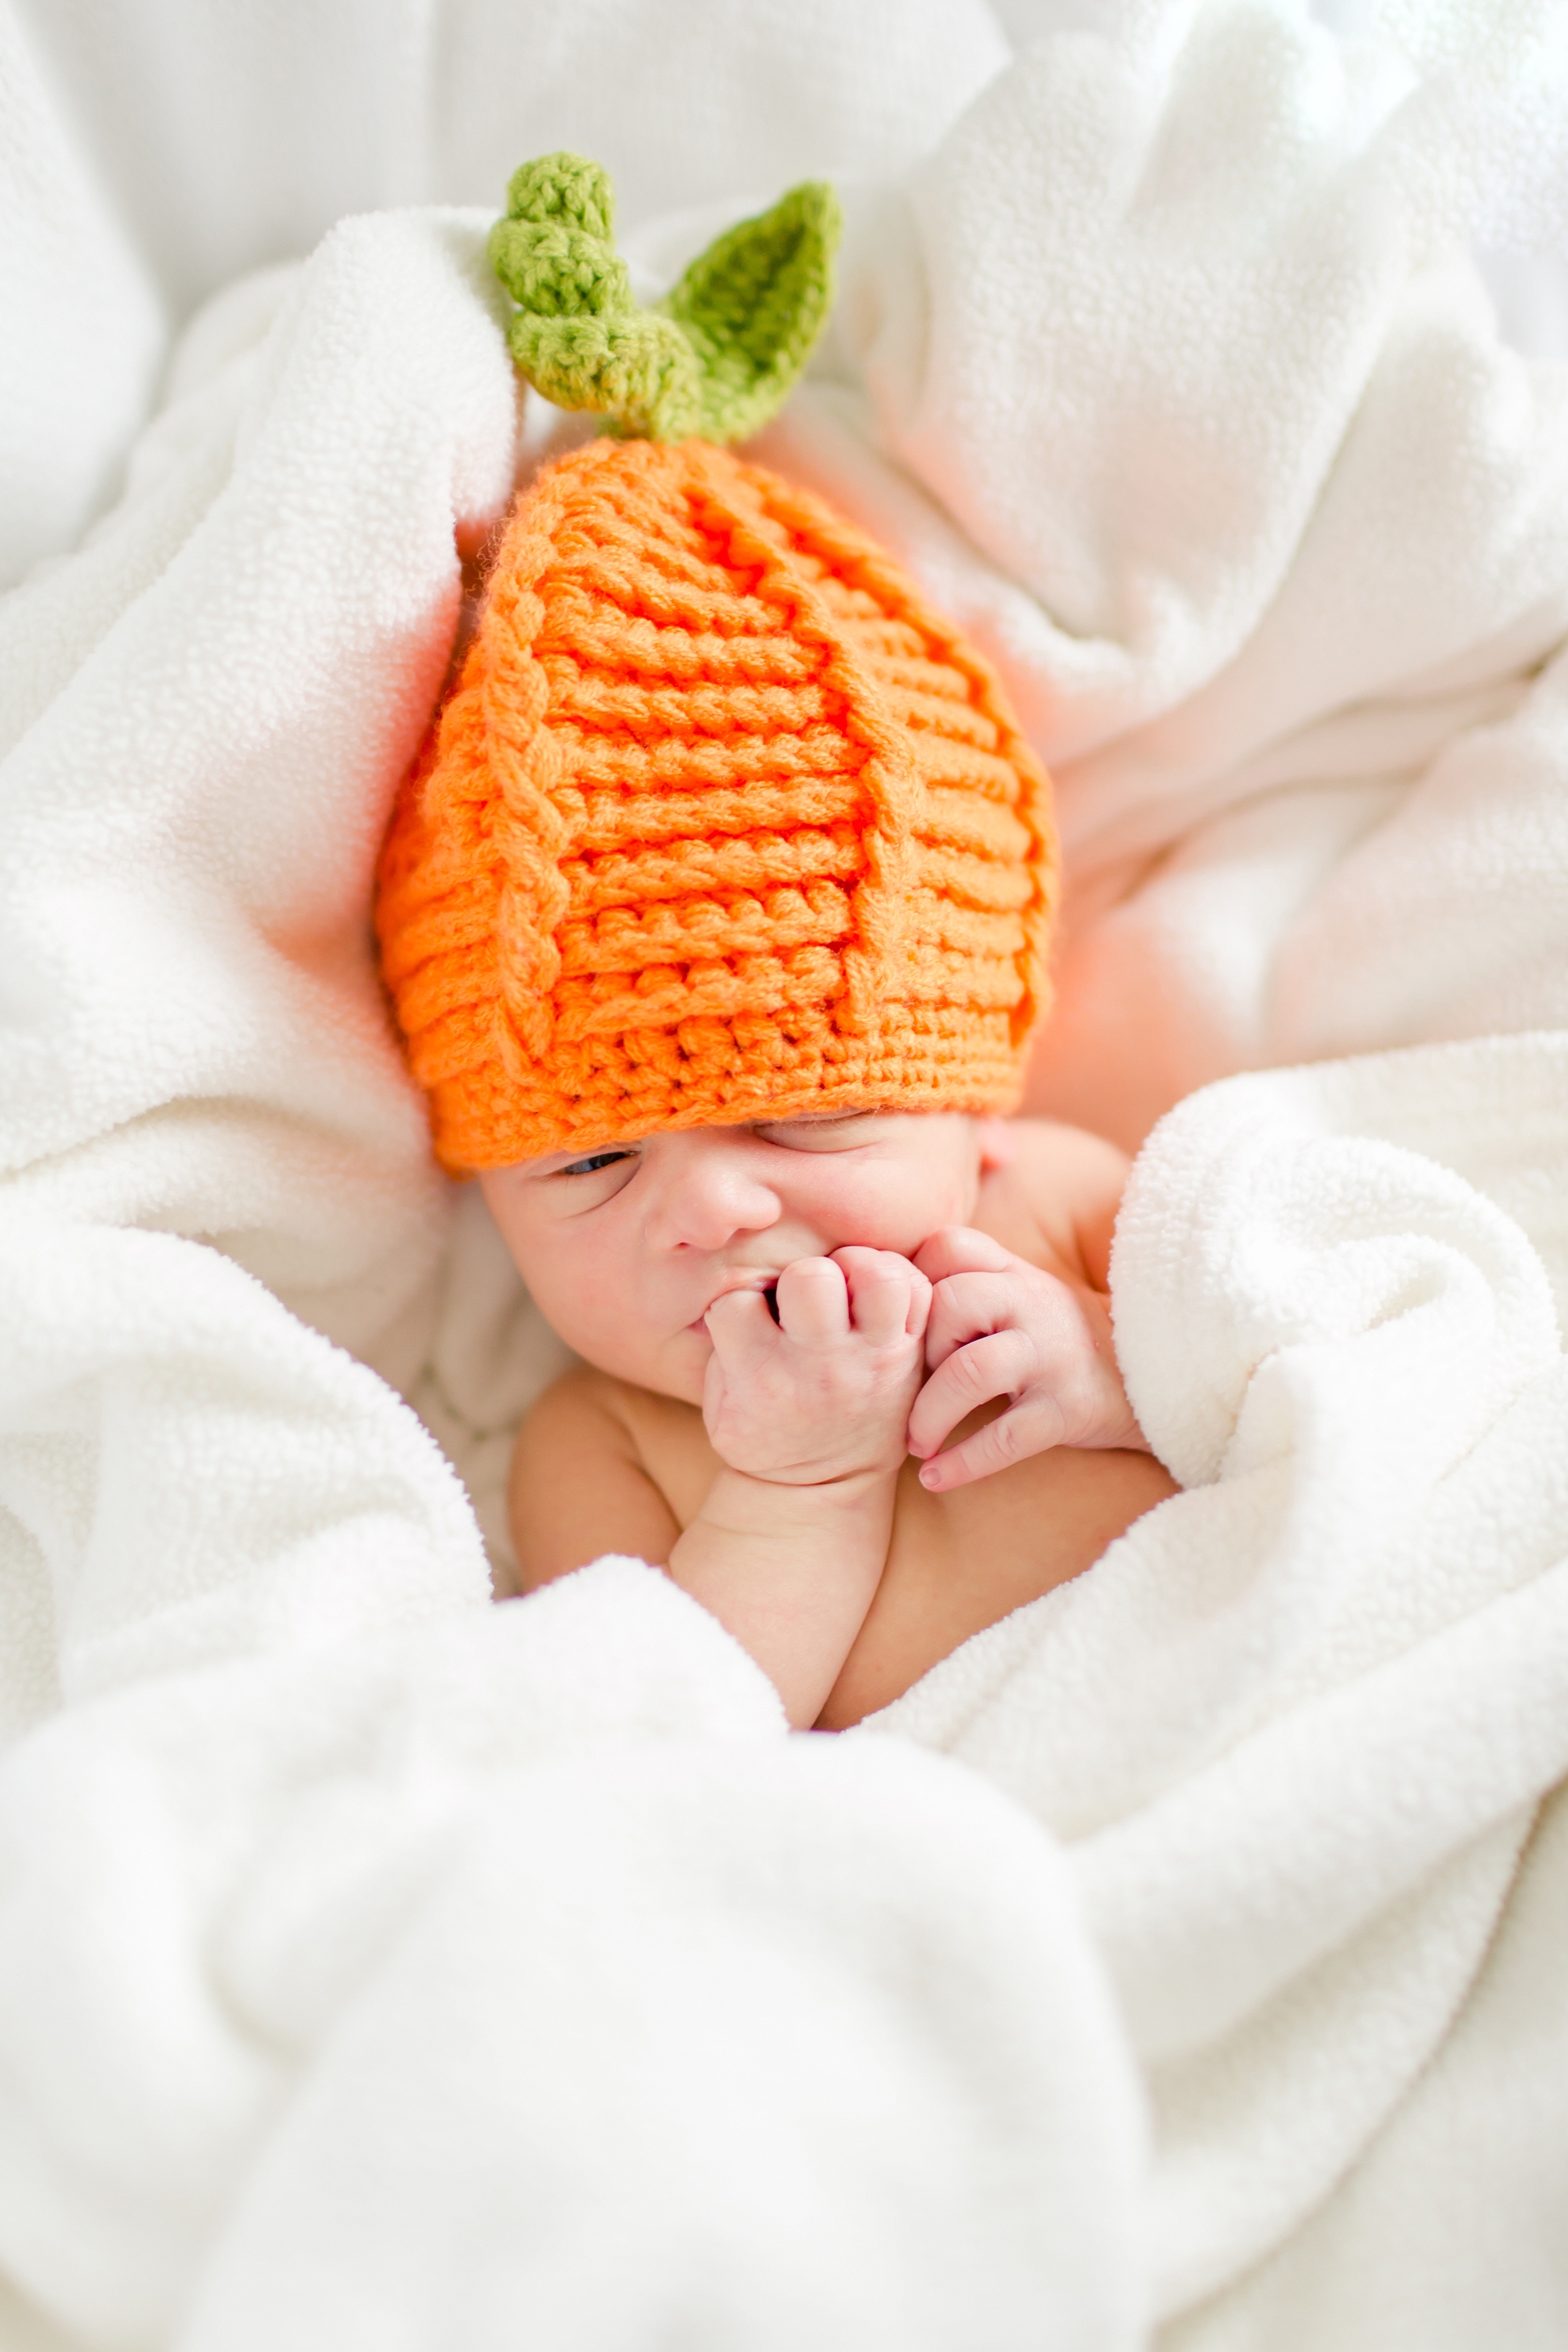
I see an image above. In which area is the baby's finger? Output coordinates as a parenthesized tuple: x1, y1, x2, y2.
(906, 1328, 1038, 1460)
(924, 1268, 1029, 1369)
(703, 1285, 779, 1371)
(912, 1225, 1016, 1286)
(917, 1394, 1070, 1492)
(774, 1254, 849, 1345)
(833, 1247, 924, 1345)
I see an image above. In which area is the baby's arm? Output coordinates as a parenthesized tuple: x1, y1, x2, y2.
(672, 1249, 929, 1727)
(510, 1249, 929, 1730)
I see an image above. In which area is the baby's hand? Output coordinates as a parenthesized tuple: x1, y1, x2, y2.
(703, 1249, 931, 1487)
(907, 1227, 1147, 1491)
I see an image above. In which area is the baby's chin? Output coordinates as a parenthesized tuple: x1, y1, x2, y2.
(573, 1323, 710, 1408)
(658, 1324, 712, 1406)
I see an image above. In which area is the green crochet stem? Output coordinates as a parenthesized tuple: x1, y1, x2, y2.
(488, 152, 841, 445)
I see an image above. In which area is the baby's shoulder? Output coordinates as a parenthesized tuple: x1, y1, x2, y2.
(509, 1367, 699, 1591)
(514, 1364, 713, 1516)
(1004, 1116, 1131, 1197)
(975, 1117, 1131, 1288)
(517, 1359, 635, 1449)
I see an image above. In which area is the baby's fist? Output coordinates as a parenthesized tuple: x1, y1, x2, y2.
(703, 1247, 931, 1486)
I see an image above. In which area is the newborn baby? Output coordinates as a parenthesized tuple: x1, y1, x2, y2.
(485, 1110, 1173, 1727)
(376, 434, 1177, 1729)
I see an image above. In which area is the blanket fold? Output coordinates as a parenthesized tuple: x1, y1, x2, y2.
(873, 1033, 1568, 2322)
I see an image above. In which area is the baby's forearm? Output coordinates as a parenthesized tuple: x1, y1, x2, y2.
(668, 1466, 895, 1730)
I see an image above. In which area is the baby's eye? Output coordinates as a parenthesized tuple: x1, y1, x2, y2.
(758, 1112, 882, 1151)
(559, 1148, 633, 1178)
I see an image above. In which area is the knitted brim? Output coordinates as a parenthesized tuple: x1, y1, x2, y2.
(376, 438, 1058, 1171)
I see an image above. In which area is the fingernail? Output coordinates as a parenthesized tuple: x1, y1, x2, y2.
(919, 1462, 942, 1489)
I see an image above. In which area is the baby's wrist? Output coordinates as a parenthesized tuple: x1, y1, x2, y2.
(705, 1460, 896, 1528)
(703, 1403, 910, 1490)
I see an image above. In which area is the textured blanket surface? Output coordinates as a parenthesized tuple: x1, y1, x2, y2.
(5, 2, 1568, 2346)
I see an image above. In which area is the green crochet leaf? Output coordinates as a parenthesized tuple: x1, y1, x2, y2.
(488, 152, 840, 445)
(658, 180, 841, 445)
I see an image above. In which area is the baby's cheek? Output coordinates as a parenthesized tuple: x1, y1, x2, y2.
(537, 1269, 705, 1403)
(826, 1164, 972, 1258)
(542, 1282, 633, 1367)
(479, 1185, 691, 1391)
(505, 1250, 619, 1364)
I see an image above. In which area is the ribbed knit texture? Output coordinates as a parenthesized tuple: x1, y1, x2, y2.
(376, 438, 1058, 1171)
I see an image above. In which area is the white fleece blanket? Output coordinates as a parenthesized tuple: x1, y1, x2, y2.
(5, 2, 1568, 2346)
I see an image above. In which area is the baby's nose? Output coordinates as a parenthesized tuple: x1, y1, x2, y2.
(649, 1136, 781, 1250)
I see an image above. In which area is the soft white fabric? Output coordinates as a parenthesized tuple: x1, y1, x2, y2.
(761, 0, 1568, 1148)
(873, 1030, 1568, 2332)
(0, 189, 1145, 2352)
(4, 0, 1568, 2345)
(0, 0, 1009, 592)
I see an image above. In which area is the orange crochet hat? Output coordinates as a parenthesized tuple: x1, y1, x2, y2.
(375, 154, 1057, 1172)
(376, 436, 1057, 1171)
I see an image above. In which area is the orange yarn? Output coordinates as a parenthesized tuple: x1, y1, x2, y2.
(376, 437, 1058, 1171)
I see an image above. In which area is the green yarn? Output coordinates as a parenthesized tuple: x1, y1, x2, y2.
(661, 180, 841, 445)
(488, 153, 841, 445)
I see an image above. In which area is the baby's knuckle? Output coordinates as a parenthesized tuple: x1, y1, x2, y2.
(985, 1414, 1024, 1463)
(1024, 1387, 1069, 1445)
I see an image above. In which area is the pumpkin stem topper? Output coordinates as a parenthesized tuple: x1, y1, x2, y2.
(487, 151, 842, 444)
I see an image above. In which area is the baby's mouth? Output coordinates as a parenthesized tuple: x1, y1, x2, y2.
(693, 1270, 783, 1330)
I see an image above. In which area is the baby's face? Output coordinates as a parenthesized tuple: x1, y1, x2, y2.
(481, 1110, 1000, 1404)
